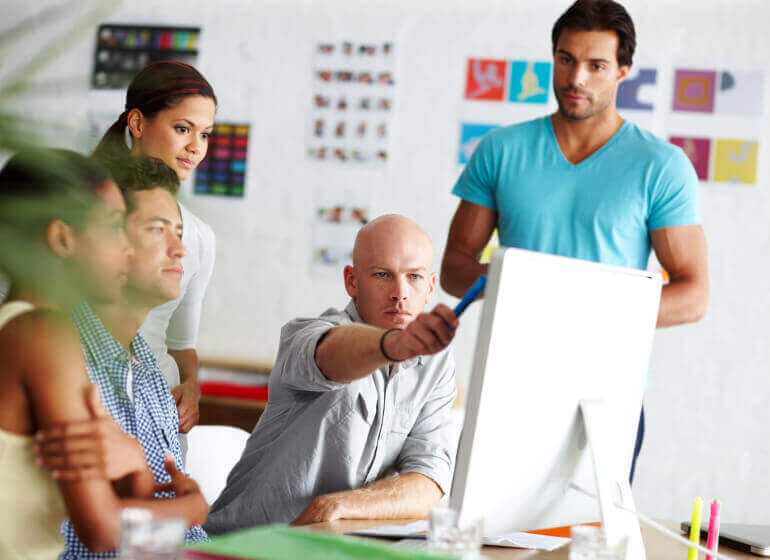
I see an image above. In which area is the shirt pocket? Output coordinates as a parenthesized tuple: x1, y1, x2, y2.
(327, 387, 376, 463)
(391, 372, 420, 435)
(390, 404, 416, 435)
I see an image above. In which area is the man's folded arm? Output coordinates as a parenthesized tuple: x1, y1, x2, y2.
(396, 351, 458, 497)
(290, 472, 443, 525)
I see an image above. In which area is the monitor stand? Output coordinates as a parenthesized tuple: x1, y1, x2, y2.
(578, 399, 646, 560)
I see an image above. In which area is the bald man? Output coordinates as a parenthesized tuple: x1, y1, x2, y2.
(204, 215, 459, 533)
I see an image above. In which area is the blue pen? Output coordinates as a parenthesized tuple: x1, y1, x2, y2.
(454, 275, 487, 317)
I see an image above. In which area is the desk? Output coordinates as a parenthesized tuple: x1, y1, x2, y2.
(305, 519, 756, 560)
(198, 395, 266, 432)
(198, 358, 270, 432)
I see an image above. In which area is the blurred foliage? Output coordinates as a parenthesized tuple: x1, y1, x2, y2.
(0, 1, 121, 303)
(0, 0, 121, 155)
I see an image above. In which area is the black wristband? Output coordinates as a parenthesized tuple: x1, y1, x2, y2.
(379, 328, 403, 362)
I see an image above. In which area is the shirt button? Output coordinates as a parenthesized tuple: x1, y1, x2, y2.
(119, 391, 127, 398)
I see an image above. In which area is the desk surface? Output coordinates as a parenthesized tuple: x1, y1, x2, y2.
(305, 519, 757, 560)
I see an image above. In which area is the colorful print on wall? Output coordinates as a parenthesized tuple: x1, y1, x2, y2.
(712, 139, 759, 184)
(672, 69, 717, 113)
(714, 71, 765, 116)
(669, 136, 711, 180)
(312, 186, 371, 276)
(307, 41, 395, 164)
(194, 123, 249, 197)
(617, 68, 657, 111)
(459, 123, 500, 164)
(508, 61, 551, 104)
(465, 59, 507, 101)
(672, 68, 766, 116)
(670, 136, 759, 185)
(313, 205, 369, 267)
(92, 24, 200, 89)
(668, 66, 765, 184)
(463, 59, 551, 104)
(459, 57, 553, 167)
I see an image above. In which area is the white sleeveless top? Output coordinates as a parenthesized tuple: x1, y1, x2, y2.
(0, 301, 67, 559)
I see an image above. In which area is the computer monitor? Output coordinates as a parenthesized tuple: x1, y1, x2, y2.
(450, 248, 661, 557)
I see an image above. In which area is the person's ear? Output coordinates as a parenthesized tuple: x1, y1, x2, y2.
(45, 220, 77, 258)
(126, 108, 145, 140)
(344, 265, 358, 300)
(425, 272, 436, 304)
(617, 64, 631, 84)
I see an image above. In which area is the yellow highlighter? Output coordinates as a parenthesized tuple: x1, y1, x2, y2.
(689, 497, 703, 560)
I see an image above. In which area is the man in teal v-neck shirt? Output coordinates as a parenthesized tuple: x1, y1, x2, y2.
(441, 0, 709, 482)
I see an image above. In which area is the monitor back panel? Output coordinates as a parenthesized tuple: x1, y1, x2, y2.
(451, 248, 661, 535)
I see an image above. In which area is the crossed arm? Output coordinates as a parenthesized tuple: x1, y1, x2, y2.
(23, 312, 207, 552)
(440, 200, 709, 327)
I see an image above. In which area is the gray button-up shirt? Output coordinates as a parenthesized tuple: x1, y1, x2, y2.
(204, 301, 457, 534)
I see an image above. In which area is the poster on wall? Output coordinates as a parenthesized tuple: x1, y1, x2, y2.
(464, 58, 552, 105)
(458, 56, 555, 167)
(671, 69, 764, 116)
(307, 41, 395, 164)
(194, 123, 250, 197)
(92, 24, 200, 89)
(670, 136, 760, 185)
(311, 187, 370, 276)
(616, 66, 659, 131)
(458, 122, 500, 164)
(668, 66, 765, 185)
(617, 67, 658, 111)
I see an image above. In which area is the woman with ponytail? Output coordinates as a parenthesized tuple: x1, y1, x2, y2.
(94, 62, 217, 445)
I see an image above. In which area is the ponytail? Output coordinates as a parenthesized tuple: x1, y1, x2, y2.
(92, 110, 131, 160)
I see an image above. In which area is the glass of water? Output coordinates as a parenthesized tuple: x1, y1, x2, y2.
(569, 524, 628, 560)
(119, 507, 186, 560)
(427, 507, 483, 559)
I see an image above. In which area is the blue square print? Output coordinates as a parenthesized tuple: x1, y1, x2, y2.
(508, 61, 551, 104)
(459, 123, 499, 164)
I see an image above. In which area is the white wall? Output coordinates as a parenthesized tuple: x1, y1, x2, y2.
(3, 0, 769, 525)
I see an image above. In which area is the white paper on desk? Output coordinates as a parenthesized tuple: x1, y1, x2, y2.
(483, 532, 571, 551)
(348, 520, 429, 538)
(350, 522, 569, 551)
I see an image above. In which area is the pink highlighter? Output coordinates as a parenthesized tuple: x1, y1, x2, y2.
(706, 499, 721, 560)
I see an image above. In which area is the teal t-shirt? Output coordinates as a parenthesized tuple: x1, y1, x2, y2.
(452, 116, 701, 270)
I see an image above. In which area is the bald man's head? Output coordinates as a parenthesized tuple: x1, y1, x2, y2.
(352, 214, 433, 269)
(345, 214, 436, 330)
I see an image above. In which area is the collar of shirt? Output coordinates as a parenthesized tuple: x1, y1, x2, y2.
(72, 301, 158, 397)
(342, 299, 424, 372)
